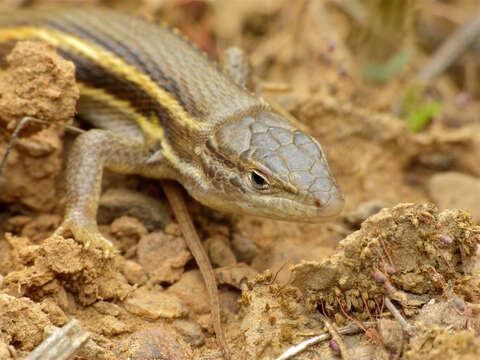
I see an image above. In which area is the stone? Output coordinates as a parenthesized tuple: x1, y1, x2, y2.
(173, 319, 205, 347)
(124, 288, 186, 320)
(428, 172, 480, 222)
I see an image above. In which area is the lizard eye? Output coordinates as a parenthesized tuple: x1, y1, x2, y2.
(249, 169, 269, 190)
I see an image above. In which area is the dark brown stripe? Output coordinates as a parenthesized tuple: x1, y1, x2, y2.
(46, 19, 203, 119)
(58, 48, 176, 129)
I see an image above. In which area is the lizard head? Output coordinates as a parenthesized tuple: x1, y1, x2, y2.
(191, 110, 344, 222)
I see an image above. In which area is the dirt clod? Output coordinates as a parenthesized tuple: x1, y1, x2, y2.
(137, 231, 191, 284)
(173, 319, 205, 347)
(124, 288, 186, 320)
(119, 327, 190, 359)
(291, 203, 479, 317)
(0, 293, 52, 352)
(0, 41, 78, 135)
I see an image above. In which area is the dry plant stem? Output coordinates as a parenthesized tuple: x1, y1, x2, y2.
(274, 322, 376, 360)
(384, 297, 410, 333)
(0, 116, 33, 179)
(26, 319, 90, 360)
(0, 116, 84, 180)
(320, 315, 351, 360)
(161, 180, 230, 360)
(416, 8, 480, 82)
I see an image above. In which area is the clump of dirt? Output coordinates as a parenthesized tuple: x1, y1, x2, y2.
(405, 326, 480, 360)
(1, 235, 132, 305)
(0, 293, 53, 351)
(0, 41, 78, 211)
(0, 40, 78, 135)
(239, 271, 321, 359)
(240, 203, 480, 358)
(291, 203, 479, 319)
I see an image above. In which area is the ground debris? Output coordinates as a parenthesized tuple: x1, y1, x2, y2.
(25, 319, 90, 360)
(0, 41, 78, 211)
(0, 293, 52, 352)
(241, 203, 480, 360)
(291, 203, 479, 318)
(114, 327, 190, 360)
(0, 41, 78, 136)
(405, 326, 480, 360)
(240, 270, 319, 359)
(1, 235, 132, 305)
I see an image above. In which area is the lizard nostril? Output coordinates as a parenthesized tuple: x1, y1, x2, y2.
(314, 199, 323, 208)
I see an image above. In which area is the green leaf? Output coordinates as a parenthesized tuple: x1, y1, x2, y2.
(405, 101, 442, 132)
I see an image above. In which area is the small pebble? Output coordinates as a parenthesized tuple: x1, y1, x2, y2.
(206, 235, 237, 267)
(173, 319, 205, 347)
(93, 301, 122, 316)
(124, 288, 186, 320)
(117, 327, 188, 360)
(231, 235, 259, 264)
(100, 315, 131, 336)
(122, 260, 147, 286)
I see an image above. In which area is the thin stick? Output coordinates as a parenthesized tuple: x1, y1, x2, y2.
(416, 8, 480, 82)
(320, 315, 351, 360)
(274, 322, 376, 360)
(161, 180, 230, 360)
(26, 319, 90, 360)
(384, 297, 410, 333)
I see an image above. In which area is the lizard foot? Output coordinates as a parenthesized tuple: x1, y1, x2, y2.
(50, 217, 115, 257)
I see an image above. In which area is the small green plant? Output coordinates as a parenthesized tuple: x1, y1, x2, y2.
(405, 101, 442, 132)
(400, 83, 443, 132)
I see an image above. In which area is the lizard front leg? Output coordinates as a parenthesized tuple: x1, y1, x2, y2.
(52, 129, 158, 255)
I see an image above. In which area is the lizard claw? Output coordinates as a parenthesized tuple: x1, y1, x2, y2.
(50, 218, 115, 257)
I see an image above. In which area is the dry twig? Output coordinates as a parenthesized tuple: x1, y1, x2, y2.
(274, 322, 376, 360)
(26, 319, 90, 360)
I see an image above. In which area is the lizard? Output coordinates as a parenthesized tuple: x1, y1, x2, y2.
(0, 7, 344, 358)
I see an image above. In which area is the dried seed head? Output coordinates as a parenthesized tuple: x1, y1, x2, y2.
(373, 270, 387, 284)
(329, 340, 340, 354)
(439, 234, 453, 245)
(383, 282, 396, 295)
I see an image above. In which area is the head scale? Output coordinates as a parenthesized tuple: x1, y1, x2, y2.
(187, 110, 344, 222)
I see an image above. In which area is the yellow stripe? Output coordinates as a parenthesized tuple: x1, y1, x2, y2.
(79, 83, 165, 146)
(78, 83, 148, 126)
(77, 83, 203, 181)
(0, 26, 203, 132)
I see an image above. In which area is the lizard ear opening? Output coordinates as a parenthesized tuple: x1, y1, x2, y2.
(214, 116, 255, 157)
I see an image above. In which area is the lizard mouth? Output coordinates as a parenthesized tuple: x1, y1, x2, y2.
(226, 191, 345, 223)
